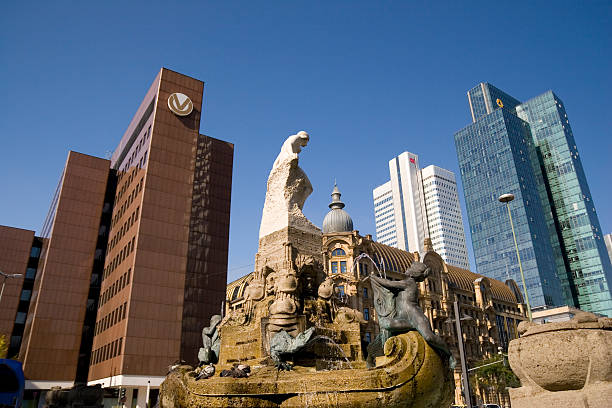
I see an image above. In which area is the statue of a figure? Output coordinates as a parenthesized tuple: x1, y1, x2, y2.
(367, 262, 450, 367)
(272, 131, 310, 170)
(198, 315, 222, 365)
(259, 131, 318, 238)
(269, 327, 316, 370)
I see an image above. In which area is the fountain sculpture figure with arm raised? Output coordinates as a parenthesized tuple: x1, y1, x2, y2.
(367, 261, 451, 367)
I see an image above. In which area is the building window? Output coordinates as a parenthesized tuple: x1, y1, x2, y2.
(332, 248, 346, 256)
(10, 335, 21, 349)
(231, 286, 240, 300)
(340, 261, 347, 273)
(20, 290, 31, 301)
(363, 288, 368, 299)
(331, 262, 338, 274)
(30, 246, 41, 258)
(15, 312, 27, 324)
(365, 332, 371, 343)
(364, 308, 370, 321)
(360, 263, 368, 277)
(337, 285, 345, 297)
(25, 267, 36, 279)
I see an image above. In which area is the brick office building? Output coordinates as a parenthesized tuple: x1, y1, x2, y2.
(0, 68, 233, 406)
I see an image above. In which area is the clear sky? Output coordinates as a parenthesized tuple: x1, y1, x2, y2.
(1, 1, 611, 283)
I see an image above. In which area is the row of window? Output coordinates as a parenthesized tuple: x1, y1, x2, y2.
(108, 207, 139, 251)
(107, 207, 140, 252)
(100, 268, 131, 307)
(375, 208, 394, 222)
(92, 337, 123, 365)
(374, 196, 393, 208)
(119, 125, 151, 173)
(103, 237, 135, 280)
(116, 164, 140, 203)
(112, 177, 143, 229)
(95, 302, 127, 336)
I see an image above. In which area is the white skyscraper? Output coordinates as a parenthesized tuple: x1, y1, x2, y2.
(372, 152, 470, 269)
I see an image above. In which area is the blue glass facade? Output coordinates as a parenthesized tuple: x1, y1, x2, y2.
(456, 83, 612, 316)
(467, 83, 522, 122)
(516, 92, 612, 316)
(455, 105, 564, 307)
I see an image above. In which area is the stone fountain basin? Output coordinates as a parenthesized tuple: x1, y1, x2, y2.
(160, 331, 454, 408)
(508, 314, 612, 392)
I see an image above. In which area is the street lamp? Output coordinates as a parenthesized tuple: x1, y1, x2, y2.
(0, 270, 24, 304)
(498, 193, 532, 321)
(445, 301, 474, 408)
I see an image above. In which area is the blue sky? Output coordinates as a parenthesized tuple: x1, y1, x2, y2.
(1, 1, 610, 282)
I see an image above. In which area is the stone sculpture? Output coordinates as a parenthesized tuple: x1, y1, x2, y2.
(272, 130, 310, 170)
(508, 311, 612, 408)
(159, 131, 454, 408)
(367, 261, 450, 367)
(269, 327, 316, 370)
(259, 131, 319, 238)
(198, 315, 221, 364)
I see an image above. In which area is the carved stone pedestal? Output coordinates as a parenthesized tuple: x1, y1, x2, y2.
(508, 312, 612, 408)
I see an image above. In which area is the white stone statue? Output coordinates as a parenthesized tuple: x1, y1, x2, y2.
(272, 131, 310, 170)
(259, 131, 320, 239)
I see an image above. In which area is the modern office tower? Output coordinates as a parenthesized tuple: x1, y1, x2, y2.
(421, 165, 470, 269)
(86, 68, 233, 400)
(455, 83, 564, 309)
(11, 68, 234, 402)
(516, 92, 612, 315)
(18, 152, 113, 388)
(455, 82, 612, 316)
(374, 152, 424, 253)
(372, 152, 470, 269)
(0, 226, 41, 358)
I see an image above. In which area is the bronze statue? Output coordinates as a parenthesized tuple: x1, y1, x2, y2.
(367, 261, 450, 367)
(198, 315, 222, 364)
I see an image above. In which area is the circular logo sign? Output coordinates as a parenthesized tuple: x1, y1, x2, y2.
(496, 98, 504, 108)
(168, 93, 193, 116)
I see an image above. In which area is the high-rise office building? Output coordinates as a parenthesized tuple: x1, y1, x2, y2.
(372, 152, 469, 269)
(455, 83, 612, 316)
(0, 226, 41, 358)
(19, 152, 113, 388)
(4, 68, 234, 404)
(515, 92, 612, 315)
(421, 165, 470, 269)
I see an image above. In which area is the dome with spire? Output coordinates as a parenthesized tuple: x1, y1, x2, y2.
(322, 183, 354, 234)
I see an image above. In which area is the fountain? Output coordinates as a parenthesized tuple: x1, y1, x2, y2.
(159, 131, 454, 407)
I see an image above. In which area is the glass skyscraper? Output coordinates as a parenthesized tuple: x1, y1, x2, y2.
(516, 92, 612, 315)
(455, 83, 612, 316)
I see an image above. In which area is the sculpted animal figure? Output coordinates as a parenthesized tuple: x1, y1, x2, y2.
(269, 327, 316, 370)
(367, 261, 450, 367)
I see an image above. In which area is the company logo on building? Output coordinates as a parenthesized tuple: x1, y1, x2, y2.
(496, 98, 504, 108)
(168, 93, 193, 116)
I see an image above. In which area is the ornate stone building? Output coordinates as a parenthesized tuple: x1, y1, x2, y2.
(227, 184, 527, 406)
